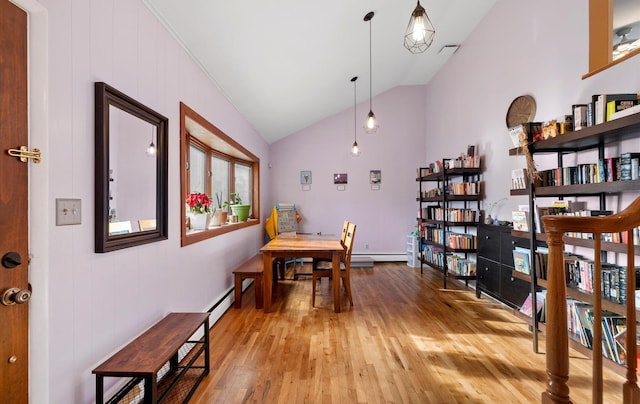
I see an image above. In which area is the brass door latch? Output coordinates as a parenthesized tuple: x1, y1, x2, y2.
(7, 146, 41, 163)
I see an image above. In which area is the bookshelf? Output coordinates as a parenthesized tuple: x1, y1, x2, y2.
(416, 158, 482, 289)
(509, 111, 640, 365)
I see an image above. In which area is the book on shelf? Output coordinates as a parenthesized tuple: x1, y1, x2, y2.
(573, 104, 588, 130)
(606, 99, 639, 121)
(512, 247, 531, 275)
(592, 93, 639, 124)
(511, 210, 529, 232)
(508, 124, 527, 148)
(511, 168, 527, 190)
(519, 290, 546, 320)
(610, 103, 640, 121)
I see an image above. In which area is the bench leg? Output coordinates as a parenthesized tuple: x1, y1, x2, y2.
(254, 275, 263, 309)
(234, 274, 243, 309)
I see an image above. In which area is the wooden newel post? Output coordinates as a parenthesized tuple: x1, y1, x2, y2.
(542, 227, 572, 404)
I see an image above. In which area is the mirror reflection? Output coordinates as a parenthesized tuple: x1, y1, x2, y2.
(613, 0, 640, 60)
(108, 106, 157, 234)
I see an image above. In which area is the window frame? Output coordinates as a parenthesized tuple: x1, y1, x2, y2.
(180, 102, 260, 247)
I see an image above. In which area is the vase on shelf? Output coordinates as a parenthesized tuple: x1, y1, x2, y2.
(211, 209, 228, 226)
(189, 213, 211, 230)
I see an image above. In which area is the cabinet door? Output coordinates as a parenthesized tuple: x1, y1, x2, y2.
(478, 225, 500, 261)
(500, 266, 530, 307)
(477, 257, 500, 295)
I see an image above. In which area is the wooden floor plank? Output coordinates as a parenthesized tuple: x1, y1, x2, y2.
(191, 262, 626, 403)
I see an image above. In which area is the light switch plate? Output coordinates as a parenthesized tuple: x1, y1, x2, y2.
(56, 198, 81, 226)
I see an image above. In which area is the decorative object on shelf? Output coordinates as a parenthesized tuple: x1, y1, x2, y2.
(212, 192, 228, 226)
(185, 192, 212, 230)
(484, 197, 507, 224)
(363, 11, 379, 134)
(506, 95, 536, 128)
(403, 1, 436, 54)
(350, 76, 361, 156)
(229, 192, 250, 222)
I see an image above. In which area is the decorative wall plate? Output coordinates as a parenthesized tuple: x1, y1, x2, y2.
(506, 95, 536, 128)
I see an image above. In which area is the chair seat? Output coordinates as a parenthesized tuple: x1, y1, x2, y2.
(314, 261, 346, 271)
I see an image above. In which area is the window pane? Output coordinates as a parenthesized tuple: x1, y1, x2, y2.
(189, 145, 206, 194)
(211, 155, 230, 207)
(234, 162, 251, 209)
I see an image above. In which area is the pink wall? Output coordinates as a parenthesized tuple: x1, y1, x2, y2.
(269, 85, 426, 255)
(35, 0, 270, 402)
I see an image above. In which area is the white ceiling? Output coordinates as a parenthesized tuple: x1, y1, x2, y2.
(144, 0, 497, 143)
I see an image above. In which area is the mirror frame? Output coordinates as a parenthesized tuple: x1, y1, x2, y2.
(95, 82, 169, 253)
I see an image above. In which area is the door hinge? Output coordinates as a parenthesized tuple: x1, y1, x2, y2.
(8, 146, 41, 164)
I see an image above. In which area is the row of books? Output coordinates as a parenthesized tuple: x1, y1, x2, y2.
(445, 155, 481, 169)
(448, 181, 481, 196)
(418, 187, 442, 199)
(421, 207, 478, 223)
(422, 227, 477, 249)
(575, 93, 640, 130)
(422, 245, 445, 268)
(567, 299, 634, 366)
(536, 153, 640, 187)
(417, 147, 481, 177)
(446, 254, 476, 276)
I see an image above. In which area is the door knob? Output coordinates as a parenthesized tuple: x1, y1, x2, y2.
(2, 252, 21, 268)
(1, 287, 31, 306)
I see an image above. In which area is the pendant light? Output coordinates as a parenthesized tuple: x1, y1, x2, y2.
(146, 128, 156, 156)
(350, 76, 360, 157)
(363, 11, 379, 134)
(404, 1, 436, 54)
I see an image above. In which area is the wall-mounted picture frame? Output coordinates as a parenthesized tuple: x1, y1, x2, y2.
(300, 170, 312, 185)
(370, 170, 381, 184)
(334, 173, 348, 184)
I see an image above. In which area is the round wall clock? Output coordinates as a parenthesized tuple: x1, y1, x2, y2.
(506, 95, 536, 127)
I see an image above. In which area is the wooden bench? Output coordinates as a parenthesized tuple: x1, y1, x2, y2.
(232, 254, 264, 309)
(93, 312, 209, 404)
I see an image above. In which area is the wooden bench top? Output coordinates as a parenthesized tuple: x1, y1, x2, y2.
(232, 254, 263, 274)
(92, 312, 208, 376)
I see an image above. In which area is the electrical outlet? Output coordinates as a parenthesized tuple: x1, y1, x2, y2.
(56, 198, 82, 225)
(364, 243, 369, 249)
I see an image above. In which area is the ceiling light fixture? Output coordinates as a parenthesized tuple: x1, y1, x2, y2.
(364, 11, 379, 134)
(404, 1, 436, 54)
(146, 129, 156, 156)
(613, 27, 640, 61)
(351, 76, 360, 157)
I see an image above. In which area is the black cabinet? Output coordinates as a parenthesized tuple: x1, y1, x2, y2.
(476, 224, 529, 308)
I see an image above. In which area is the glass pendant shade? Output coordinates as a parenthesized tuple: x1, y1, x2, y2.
(364, 110, 379, 134)
(351, 141, 360, 156)
(404, 1, 436, 54)
(146, 131, 156, 156)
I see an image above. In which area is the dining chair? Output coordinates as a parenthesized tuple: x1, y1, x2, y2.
(311, 220, 349, 272)
(312, 222, 356, 307)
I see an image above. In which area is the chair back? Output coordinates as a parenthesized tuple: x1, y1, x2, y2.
(340, 220, 350, 244)
(343, 222, 356, 270)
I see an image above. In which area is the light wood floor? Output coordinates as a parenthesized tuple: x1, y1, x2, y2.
(191, 262, 625, 403)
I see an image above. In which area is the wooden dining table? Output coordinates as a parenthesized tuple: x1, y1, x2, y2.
(260, 234, 345, 313)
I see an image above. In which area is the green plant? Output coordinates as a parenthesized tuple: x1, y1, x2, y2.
(229, 192, 243, 205)
(214, 192, 227, 209)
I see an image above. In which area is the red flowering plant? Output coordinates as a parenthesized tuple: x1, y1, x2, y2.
(185, 192, 212, 214)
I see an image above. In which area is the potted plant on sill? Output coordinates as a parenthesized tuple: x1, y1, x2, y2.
(185, 192, 212, 230)
(229, 192, 250, 222)
(212, 192, 229, 226)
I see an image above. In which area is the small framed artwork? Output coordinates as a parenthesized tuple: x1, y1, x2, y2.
(334, 173, 348, 184)
(300, 170, 312, 185)
(370, 170, 381, 184)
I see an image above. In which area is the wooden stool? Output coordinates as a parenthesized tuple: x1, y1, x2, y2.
(232, 255, 264, 309)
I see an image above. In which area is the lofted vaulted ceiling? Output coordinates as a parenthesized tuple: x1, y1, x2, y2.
(144, 0, 497, 143)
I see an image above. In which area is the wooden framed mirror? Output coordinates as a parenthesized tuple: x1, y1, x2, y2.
(95, 82, 168, 252)
(585, 0, 640, 78)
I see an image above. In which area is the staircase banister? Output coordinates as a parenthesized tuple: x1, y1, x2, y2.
(542, 196, 640, 234)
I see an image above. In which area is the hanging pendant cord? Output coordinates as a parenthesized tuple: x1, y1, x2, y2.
(369, 18, 372, 111)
